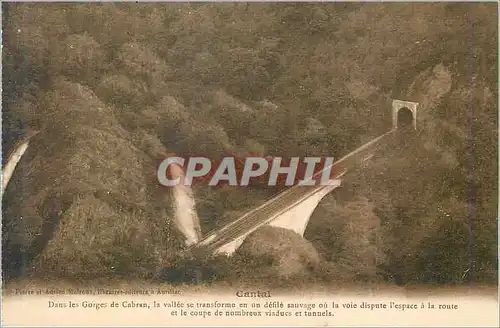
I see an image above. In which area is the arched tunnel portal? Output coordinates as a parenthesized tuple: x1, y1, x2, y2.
(392, 99, 418, 130)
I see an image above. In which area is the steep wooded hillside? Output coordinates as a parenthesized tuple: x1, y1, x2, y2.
(2, 3, 497, 285)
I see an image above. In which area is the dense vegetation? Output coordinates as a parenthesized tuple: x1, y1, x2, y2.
(2, 3, 497, 286)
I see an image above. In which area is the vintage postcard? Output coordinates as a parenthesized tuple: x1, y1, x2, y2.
(1, 2, 498, 327)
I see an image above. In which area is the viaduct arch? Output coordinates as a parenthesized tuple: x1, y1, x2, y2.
(176, 99, 420, 255)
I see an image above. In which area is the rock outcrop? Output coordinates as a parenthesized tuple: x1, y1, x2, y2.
(234, 226, 321, 280)
(2, 78, 183, 280)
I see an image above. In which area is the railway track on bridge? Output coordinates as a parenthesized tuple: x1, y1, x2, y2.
(192, 128, 401, 255)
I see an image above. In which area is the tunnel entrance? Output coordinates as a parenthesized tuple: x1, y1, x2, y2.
(397, 107, 414, 128)
(392, 99, 418, 130)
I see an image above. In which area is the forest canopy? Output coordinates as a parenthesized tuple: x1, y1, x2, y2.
(2, 3, 498, 286)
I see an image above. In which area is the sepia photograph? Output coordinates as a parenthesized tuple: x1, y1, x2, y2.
(1, 2, 498, 326)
